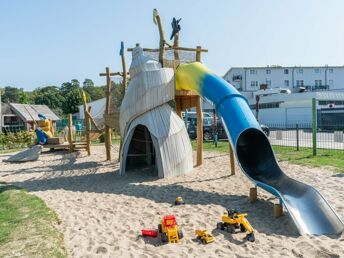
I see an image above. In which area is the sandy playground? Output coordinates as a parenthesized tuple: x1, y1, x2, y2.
(0, 146, 343, 258)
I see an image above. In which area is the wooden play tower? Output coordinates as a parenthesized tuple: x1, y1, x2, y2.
(103, 9, 235, 174)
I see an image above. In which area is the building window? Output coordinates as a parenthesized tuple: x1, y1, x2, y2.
(314, 68, 320, 73)
(284, 69, 289, 74)
(329, 79, 333, 86)
(250, 81, 258, 87)
(250, 69, 256, 75)
(315, 80, 322, 86)
(284, 80, 289, 87)
(296, 80, 304, 87)
(266, 69, 271, 74)
(329, 68, 334, 73)
(266, 80, 271, 87)
(298, 68, 303, 74)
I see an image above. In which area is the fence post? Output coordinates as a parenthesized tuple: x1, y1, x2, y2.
(296, 123, 299, 151)
(312, 98, 317, 156)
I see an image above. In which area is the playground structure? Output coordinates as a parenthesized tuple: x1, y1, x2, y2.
(115, 9, 344, 235)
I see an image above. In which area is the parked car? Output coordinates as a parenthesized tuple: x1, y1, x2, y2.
(187, 118, 227, 140)
(187, 119, 270, 140)
(260, 124, 270, 137)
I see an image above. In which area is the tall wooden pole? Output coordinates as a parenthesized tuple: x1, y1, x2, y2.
(118, 41, 128, 161)
(173, 33, 180, 61)
(195, 46, 203, 166)
(68, 114, 74, 153)
(105, 67, 112, 161)
(80, 90, 91, 155)
(154, 9, 165, 66)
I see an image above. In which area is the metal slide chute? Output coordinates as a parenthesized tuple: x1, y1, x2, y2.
(176, 62, 344, 235)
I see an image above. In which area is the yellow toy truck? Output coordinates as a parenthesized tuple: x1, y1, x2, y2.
(217, 209, 255, 242)
(158, 215, 183, 243)
(195, 229, 214, 244)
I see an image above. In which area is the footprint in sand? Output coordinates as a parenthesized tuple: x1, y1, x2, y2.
(96, 246, 107, 254)
(294, 241, 339, 258)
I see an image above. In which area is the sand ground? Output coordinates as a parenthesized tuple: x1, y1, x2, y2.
(0, 146, 343, 258)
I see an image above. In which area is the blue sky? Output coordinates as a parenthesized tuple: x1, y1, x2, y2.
(1, 0, 344, 90)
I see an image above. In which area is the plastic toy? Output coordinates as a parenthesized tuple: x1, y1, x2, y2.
(141, 229, 158, 237)
(217, 209, 255, 242)
(158, 215, 183, 243)
(175, 197, 185, 205)
(195, 229, 214, 244)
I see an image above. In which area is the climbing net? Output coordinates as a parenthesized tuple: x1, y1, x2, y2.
(143, 49, 197, 65)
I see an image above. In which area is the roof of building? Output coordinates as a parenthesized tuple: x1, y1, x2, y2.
(246, 91, 344, 105)
(223, 65, 344, 79)
(9, 103, 60, 122)
(1, 103, 14, 115)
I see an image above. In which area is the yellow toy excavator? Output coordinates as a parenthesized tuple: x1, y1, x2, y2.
(217, 209, 255, 242)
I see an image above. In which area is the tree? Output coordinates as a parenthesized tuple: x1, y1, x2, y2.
(111, 81, 125, 109)
(33, 86, 65, 115)
(61, 89, 82, 114)
(83, 79, 105, 101)
(60, 79, 80, 95)
(18, 91, 30, 104)
(1, 86, 27, 103)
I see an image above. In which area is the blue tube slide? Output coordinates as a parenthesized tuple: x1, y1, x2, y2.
(176, 62, 344, 235)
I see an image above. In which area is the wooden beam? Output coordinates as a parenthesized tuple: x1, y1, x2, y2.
(99, 72, 121, 77)
(99, 72, 129, 77)
(85, 110, 102, 132)
(127, 46, 208, 53)
(104, 67, 112, 161)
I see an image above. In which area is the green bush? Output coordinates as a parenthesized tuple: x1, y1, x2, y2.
(0, 132, 34, 150)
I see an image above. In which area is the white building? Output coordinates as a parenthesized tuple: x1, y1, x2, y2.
(248, 91, 344, 126)
(223, 65, 344, 93)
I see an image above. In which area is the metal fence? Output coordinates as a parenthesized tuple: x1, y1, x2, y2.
(266, 123, 344, 152)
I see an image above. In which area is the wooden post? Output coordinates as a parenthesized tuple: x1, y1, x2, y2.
(229, 143, 235, 175)
(173, 33, 180, 60)
(195, 45, 203, 166)
(105, 67, 112, 161)
(196, 46, 202, 62)
(274, 201, 283, 218)
(120, 41, 128, 98)
(249, 187, 257, 203)
(154, 9, 165, 66)
(68, 114, 74, 153)
(81, 90, 91, 155)
(86, 106, 92, 155)
(196, 96, 203, 166)
(175, 101, 182, 118)
(118, 41, 128, 162)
